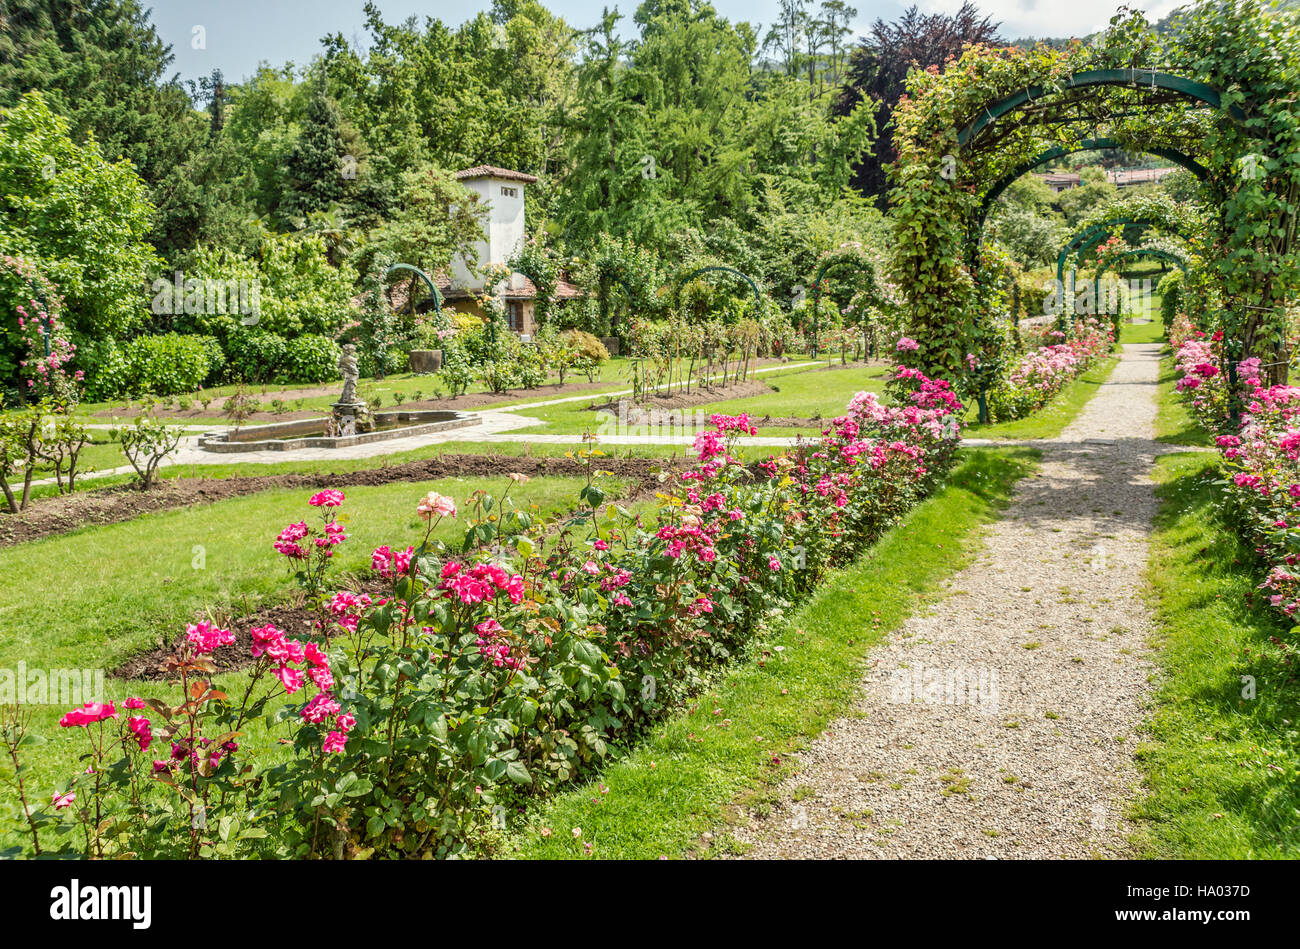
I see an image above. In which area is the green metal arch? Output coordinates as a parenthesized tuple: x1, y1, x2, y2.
(809, 254, 881, 359)
(593, 265, 639, 311)
(1050, 217, 1191, 331)
(678, 266, 763, 315)
(1094, 248, 1189, 284)
(1056, 217, 1178, 287)
(958, 68, 1247, 148)
(1083, 247, 1190, 326)
(976, 137, 1207, 233)
(384, 263, 442, 314)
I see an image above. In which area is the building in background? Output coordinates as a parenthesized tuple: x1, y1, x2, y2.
(438, 166, 580, 336)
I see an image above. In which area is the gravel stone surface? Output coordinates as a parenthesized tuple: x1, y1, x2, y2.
(733, 343, 1165, 859)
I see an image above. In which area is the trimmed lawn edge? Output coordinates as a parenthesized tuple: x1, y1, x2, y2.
(1133, 452, 1300, 858)
(507, 446, 1037, 860)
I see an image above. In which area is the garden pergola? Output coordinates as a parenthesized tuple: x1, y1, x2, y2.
(889, 4, 1300, 400)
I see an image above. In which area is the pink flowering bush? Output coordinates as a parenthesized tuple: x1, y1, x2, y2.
(11, 369, 965, 858)
(1168, 315, 1237, 424)
(16, 620, 302, 858)
(1169, 319, 1300, 625)
(273, 490, 349, 610)
(986, 318, 1113, 421)
(1, 255, 82, 404)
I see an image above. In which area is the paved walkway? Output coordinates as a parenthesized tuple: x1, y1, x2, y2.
(732, 343, 1166, 859)
(36, 362, 823, 487)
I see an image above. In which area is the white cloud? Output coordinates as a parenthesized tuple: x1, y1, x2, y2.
(913, 0, 1186, 39)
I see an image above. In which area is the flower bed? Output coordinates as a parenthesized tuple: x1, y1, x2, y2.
(985, 319, 1113, 422)
(1169, 316, 1300, 626)
(5, 366, 966, 859)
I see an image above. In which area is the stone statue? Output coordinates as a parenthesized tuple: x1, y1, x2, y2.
(338, 343, 359, 405)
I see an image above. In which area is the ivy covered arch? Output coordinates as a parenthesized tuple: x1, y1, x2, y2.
(1057, 192, 1203, 285)
(674, 265, 765, 319)
(889, 1, 1300, 388)
(1095, 247, 1190, 283)
(808, 243, 887, 356)
(574, 234, 662, 338)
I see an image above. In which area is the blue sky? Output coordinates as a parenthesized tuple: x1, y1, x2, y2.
(151, 0, 1185, 83)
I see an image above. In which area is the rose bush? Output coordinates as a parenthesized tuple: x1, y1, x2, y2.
(1170, 316, 1300, 627)
(986, 318, 1113, 422)
(7, 366, 965, 858)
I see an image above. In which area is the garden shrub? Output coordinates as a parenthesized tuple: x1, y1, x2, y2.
(564, 329, 610, 363)
(358, 344, 407, 379)
(1167, 323, 1300, 628)
(198, 335, 226, 386)
(110, 399, 183, 490)
(225, 329, 288, 384)
(34, 411, 89, 494)
(3, 255, 82, 405)
(515, 344, 548, 389)
(1158, 271, 1183, 326)
(0, 402, 46, 512)
(8, 366, 966, 859)
(437, 340, 474, 397)
(985, 319, 1112, 422)
(123, 333, 210, 396)
(280, 334, 342, 385)
(76, 337, 130, 402)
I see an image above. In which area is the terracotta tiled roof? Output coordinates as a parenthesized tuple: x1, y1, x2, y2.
(453, 165, 539, 184)
(1108, 167, 1179, 186)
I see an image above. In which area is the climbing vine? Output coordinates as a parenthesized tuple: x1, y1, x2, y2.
(888, 1, 1300, 388)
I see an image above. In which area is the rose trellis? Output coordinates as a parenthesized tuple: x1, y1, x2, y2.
(888, 1, 1300, 394)
(1049, 193, 1204, 328)
(1060, 191, 1202, 288)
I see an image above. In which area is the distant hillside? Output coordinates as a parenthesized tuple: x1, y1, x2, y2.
(1007, 0, 1299, 48)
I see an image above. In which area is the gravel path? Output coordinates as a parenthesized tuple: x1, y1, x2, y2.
(733, 343, 1164, 859)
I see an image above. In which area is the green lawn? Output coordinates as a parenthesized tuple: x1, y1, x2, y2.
(510, 446, 1037, 859)
(692, 363, 889, 419)
(503, 362, 888, 436)
(64, 355, 818, 424)
(0, 473, 627, 801)
(22, 434, 123, 482)
(1118, 315, 1166, 345)
(1134, 452, 1300, 858)
(965, 355, 1120, 441)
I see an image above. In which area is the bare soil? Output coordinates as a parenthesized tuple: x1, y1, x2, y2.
(590, 380, 772, 414)
(110, 594, 340, 681)
(754, 415, 825, 428)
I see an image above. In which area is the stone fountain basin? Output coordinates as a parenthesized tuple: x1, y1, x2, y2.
(198, 409, 476, 452)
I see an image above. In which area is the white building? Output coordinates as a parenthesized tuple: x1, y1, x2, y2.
(447, 165, 535, 294)
(439, 165, 580, 335)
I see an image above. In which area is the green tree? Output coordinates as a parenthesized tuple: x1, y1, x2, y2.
(1056, 167, 1118, 228)
(366, 164, 486, 287)
(280, 84, 351, 224)
(835, 2, 1002, 206)
(0, 0, 245, 259)
(0, 92, 161, 375)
